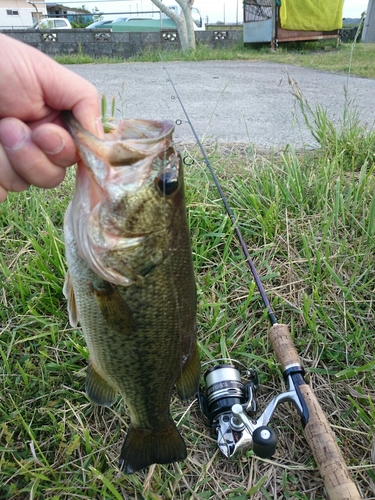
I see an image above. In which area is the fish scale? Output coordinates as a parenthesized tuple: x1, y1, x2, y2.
(62, 111, 200, 474)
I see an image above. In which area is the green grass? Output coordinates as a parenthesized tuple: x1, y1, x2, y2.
(54, 53, 125, 65)
(54, 40, 375, 80)
(1, 92, 375, 498)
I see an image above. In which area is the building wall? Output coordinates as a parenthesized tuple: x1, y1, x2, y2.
(0, 0, 46, 28)
(0, 29, 242, 57)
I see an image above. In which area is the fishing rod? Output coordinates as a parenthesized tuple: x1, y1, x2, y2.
(161, 62, 361, 500)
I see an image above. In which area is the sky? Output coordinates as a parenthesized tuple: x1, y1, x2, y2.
(61, 0, 369, 23)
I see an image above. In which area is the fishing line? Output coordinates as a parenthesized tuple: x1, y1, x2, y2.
(160, 59, 277, 327)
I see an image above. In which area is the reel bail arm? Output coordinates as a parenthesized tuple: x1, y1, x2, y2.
(199, 361, 309, 460)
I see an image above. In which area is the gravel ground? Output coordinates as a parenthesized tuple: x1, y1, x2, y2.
(67, 60, 375, 148)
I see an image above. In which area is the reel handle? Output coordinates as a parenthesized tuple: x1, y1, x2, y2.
(268, 324, 361, 500)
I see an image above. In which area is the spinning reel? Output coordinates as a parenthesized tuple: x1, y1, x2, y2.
(198, 362, 308, 459)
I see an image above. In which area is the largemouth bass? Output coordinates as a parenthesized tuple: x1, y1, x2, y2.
(62, 111, 200, 474)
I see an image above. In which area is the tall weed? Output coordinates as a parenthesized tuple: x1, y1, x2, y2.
(289, 74, 375, 170)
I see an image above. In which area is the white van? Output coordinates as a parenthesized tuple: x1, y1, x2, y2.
(31, 18, 72, 29)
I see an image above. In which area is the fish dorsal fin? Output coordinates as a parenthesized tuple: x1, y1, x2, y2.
(86, 360, 118, 407)
(92, 281, 136, 333)
(63, 271, 79, 328)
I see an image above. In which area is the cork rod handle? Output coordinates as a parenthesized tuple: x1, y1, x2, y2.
(268, 324, 361, 500)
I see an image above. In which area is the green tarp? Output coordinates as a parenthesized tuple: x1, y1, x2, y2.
(280, 0, 344, 31)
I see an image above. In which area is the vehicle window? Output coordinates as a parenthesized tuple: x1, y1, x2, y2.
(55, 20, 68, 27)
(41, 20, 54, 28)
(192, 8, 202, 28)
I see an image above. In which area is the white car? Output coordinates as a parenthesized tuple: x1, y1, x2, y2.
(31, 18, 72, 29)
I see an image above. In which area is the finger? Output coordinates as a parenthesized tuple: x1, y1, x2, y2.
(29, 112, 104, 145)
(31, 122, 79, 167)
(0, 185, 8, 202)
(0, 118, 67, 189)
(39, 62, 102, 137)
(0, 141, 30, 199)
(0, 36, 102, 138)
(0, 140, 31, 202)
(0, 139, 31, 195)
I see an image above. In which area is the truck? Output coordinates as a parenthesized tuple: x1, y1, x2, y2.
(109, 5, 205, 32)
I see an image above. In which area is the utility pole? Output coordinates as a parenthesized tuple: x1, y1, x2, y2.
(362, 0, 375, 42)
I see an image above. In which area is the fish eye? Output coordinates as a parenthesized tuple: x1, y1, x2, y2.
(157, 169, 179, 196)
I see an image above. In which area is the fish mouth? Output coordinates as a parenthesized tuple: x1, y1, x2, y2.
(63, 111, 175, 191)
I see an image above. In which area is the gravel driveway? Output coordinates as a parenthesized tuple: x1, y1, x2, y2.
(67, 60, 375, 148)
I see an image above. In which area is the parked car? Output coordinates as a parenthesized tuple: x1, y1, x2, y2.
(85, 19, 115, 29)
(31, 18, 72, 29)
(110, 7, 205, 32)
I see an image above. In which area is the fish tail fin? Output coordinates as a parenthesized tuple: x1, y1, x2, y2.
(118, 420, 187, 474)
(175, 343, 201, 401)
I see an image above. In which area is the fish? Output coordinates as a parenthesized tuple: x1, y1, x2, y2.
(62, 111, 200, 474)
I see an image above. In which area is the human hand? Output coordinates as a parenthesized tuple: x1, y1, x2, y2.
(0, 34, 102, 202)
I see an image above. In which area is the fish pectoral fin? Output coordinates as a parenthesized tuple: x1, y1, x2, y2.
(118, 420, 187, 474)
(86, 360, 118, 407)
(92, 281, 136, 333)
(63, 271, 79, 328)
(175, 343, 201, 401)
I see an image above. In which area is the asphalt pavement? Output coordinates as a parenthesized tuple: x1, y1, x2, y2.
(67, 60, 375, 148)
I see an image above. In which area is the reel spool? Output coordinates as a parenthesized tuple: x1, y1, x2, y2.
(202, 364, 257, 420)
(199, 364, 278, 459)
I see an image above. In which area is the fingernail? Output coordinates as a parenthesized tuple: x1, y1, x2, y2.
(40, 131, 64, 155)
(0, 121, 27, 151)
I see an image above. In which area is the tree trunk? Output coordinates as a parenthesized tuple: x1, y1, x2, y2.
(150, 0, 195, 51)
(176, 0, 196, 50)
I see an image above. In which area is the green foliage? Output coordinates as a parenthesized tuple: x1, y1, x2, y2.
(92, 6, 103, 23)
(1, 89, 375, 497)
(70, 21, 91, 28)
(54, 53, 125, 64)
(289, 76, 375, 171)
